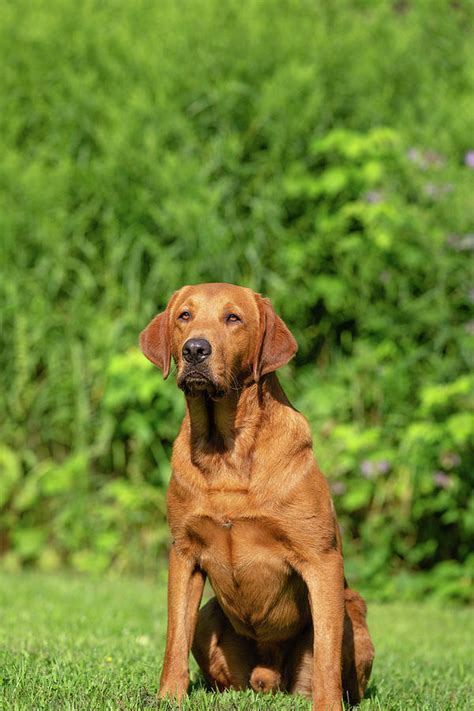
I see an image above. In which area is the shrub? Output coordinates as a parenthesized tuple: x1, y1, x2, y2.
(0, 0, 472, 599)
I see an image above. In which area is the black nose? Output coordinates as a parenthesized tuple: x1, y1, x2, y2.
(182, 338, 212, 364)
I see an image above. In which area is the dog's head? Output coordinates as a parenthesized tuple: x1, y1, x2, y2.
(140, 283, 297, 397)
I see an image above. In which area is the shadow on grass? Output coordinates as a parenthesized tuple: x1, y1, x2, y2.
(363, 682, 379, 700)
(138, 674, 379, 710)
(138, 683, 312, 710)
(138, 674, 378, 710)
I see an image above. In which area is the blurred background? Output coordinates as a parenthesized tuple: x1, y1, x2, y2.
(1, 0, 473, 603)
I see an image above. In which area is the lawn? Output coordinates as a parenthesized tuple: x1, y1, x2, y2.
(0, 572, 472, 710)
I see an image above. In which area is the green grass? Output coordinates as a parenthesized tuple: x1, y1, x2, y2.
(0, 573, 472, 710)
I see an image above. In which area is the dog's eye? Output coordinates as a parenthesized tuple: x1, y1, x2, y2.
(226, 313, 241, 323)
(178, 311, 191, 321)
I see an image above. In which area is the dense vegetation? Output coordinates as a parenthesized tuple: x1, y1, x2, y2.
(1, 572, 473, 709)
(1, 0, 473, 601)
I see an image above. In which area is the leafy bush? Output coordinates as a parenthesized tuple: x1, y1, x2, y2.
(0, 0, 472, 600)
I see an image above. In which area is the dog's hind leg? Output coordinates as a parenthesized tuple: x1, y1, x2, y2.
(285, 625, 313, 699)
(191, 597, 256, 691)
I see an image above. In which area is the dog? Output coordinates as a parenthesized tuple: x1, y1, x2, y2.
(140, 283, 374, 710)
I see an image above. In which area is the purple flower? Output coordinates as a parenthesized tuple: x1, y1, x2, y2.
(366, 190, 383, 204)
(459, 235, 474, 251)
(377, 460, 391, 474)
(447, 234, 474, 251)
(424, 151, 444, 168)
(407, 147, 444, 169)
(423, 183, 438, 197)
(440, 452, 461, 470)
(446, 234, 460, 248)
(465, 150, 474, 168)
(331, 481, 346, 495)
(433, 471, 452, 489)
(423, 183, 453, 199)
(361, 459, 390, 478)
(407, 147, 423, 166)
(361, 460, 375, 478)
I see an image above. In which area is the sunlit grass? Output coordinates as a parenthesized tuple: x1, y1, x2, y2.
(0, 572, 472, 709)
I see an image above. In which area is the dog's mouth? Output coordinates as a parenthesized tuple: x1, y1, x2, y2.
(177, 367, 224, 398)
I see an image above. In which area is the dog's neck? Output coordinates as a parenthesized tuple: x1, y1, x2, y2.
(183, 373, 292, 472)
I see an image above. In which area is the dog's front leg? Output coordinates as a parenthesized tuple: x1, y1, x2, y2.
(159, 545, 206, 701)
(300, 551, 345, 711)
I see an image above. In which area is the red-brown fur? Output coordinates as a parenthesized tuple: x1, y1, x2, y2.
(140, 283, 374, 710)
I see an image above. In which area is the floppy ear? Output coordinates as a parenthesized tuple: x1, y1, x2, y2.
(253, 297, 298, 381)
(139, 292, 179, 379)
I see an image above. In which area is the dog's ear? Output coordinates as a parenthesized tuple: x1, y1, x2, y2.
(139, 291, 179, 379)
(253, 296, 298, 382)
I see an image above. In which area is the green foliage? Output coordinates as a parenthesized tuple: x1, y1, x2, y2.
(0, 0, 473, 598)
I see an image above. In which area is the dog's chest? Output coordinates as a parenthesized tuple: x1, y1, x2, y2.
(176, 489, 290, 570)
(175, 490, 310, 641)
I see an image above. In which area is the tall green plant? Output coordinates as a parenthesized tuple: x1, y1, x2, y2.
(0, 0, 472, 598)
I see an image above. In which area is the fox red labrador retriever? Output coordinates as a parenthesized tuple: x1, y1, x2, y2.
(140, 283, 374, 710)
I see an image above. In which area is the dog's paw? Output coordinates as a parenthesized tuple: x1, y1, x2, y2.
(250, 665, 281, 693)
(157, 674, 189, 704)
